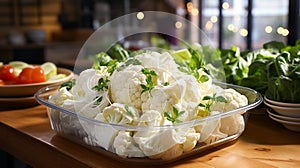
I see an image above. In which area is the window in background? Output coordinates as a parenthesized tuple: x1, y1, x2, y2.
(200, 0, 288, 50)
(252, 0, 288, 49)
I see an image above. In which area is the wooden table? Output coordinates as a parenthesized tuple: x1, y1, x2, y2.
(0, 105, 299, 168)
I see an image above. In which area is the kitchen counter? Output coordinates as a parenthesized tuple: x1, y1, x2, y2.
(0, 105, 299, 168)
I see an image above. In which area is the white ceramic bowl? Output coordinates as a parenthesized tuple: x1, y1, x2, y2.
(267, 108, 300, 122)
(264, 100, 300, 117)
(269, 115, 300, 132)
(264, 96, 300, 107)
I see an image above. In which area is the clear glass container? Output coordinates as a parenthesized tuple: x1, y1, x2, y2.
(35, 82, 262, 164)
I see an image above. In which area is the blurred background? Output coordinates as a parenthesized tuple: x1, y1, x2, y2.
(0, 0, 297, 68)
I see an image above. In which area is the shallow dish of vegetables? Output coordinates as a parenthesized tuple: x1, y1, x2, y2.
(0, 61, 74, 98)
(35, 47, 262, 164)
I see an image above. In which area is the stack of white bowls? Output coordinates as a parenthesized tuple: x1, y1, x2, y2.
(264, 96, 300, 132)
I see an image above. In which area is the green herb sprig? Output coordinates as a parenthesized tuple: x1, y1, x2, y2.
(93, 96, 103, 107)
(164, 106, 185, 123)
(61, 79, 76, 91)
(124, 105, 135, 117)
(199, 93, 227, 112)
(93, 77, 110, 91)
(140, 68, 157, 95)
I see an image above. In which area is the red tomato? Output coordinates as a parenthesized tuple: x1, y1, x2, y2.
(0, 65, 17, 81)
(18, 66, 45, 84)
(0, 79, 4, 86)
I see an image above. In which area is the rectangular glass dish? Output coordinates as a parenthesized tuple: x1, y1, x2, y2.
(35, 82, 262, 165)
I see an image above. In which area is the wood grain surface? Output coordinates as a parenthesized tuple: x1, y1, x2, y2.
(0, 105, 299, 168)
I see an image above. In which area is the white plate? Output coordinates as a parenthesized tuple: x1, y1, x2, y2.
(269, 115, 300, 132)
(267, 108, 300, 122)
(264, 100, 300, 117)
(264, 96, 300, 107)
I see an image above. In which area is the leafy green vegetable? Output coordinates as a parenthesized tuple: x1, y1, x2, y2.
(107, 43, 129, 61)
(150, 34, 170, 50)
(219, 40, 300, 103)
(117, 58, 141, 71)
(92, 52, 119, 75)
(164, 106, 185, 123)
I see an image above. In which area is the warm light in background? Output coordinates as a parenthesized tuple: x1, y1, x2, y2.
(276, 26, 289, 36)
(265, 26, 273, 33)
(175, 21, 182, 29)
(191, 8, 199, 16)
(205, 21, 213, 30)
(277, 27, 284, 34)
(240, 28, 248, 37)
(210, 16, 218, 23)
(227, 24, 238, 32)
(227, 24, 235, 31)
(222, 2, 230, 9)
(136, 12, 144, 20)
(187, 2, 193, 13)
(282, 29, 289, 36)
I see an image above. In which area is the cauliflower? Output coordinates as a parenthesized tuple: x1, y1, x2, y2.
(211, 86, 248, 112)
(109, 65, 145, 110)
(113, 131, 145, 158)
(91, 102, 141, 150)
(135, 52, 181, 75)
(133, 127, 200, 160)
(49, 87, 73, 106)
(150, 128, 200, 160)
(71, 68, 110, 118)
(140, 79, 184, 117)
(98, 103, 140, 125)
(141, 75, 201, 122)
(210, 85, 248, 136)
(49, 49, 253, 160)
(138, 110, 162, 126)
(219, 114, 245, 135)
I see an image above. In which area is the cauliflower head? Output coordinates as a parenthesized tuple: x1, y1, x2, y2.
(109, 65, 145, 110)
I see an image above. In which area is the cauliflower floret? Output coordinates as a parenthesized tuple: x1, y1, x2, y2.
(141, 74, 201, 122)
(49, 87, 73, 106)
(109, 65, 145, 110)
(133, 127, 200, 159)
(141, 80, 183, 117)
(176, 74, 202, 121)
(150, 128, 200, 160)
(211, 85, 248, 112)
(138, 110, 162, 126)
(135, 51, 181, 74)
(219, 114, 245, 135)
(210, 85, 248, 136)
(113, 131, 145, 158)
(92, 103, 141, 150)
(71, 68, 110, 118)
(99, 103, 140, 125)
